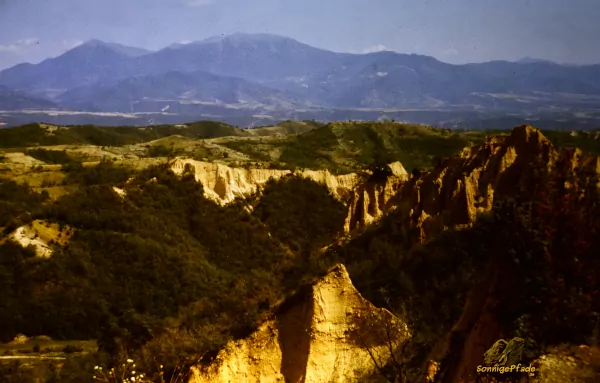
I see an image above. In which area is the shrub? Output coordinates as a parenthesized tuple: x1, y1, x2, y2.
(62, 345, 83, 354)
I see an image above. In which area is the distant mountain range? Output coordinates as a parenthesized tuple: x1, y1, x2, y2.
(56, 69, 308, 113)
(1, 33, 600, 114)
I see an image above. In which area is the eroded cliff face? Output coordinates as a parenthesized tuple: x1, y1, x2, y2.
(410, 126, 600, 383)
(170, 158, 410, 233)
(392, 125, 600, 244)
(188, 264, 410, 383)
(170, 159, 363, 205)
(0, 220, 73, 258)
(344, 162, 409, 233)
(182, 126, 599, 383)
(170, 126, 600, 242)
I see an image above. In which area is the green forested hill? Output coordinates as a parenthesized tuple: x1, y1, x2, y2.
(0, 121, 248, 148)
(0, 160, 348, 381)
(3, 120, 600, 175)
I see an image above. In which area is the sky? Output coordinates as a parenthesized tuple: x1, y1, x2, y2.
(0, 0, 599, 70)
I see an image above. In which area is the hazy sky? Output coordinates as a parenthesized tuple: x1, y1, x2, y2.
(0, 0, 599, 69)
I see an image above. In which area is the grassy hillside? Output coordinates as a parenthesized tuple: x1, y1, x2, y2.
(3, 120, 600, 174)
(0, 121, 248, 149)
(246, 120, 324, 136)
(540, 129, 600, 155)
(223, 122, 497, 173)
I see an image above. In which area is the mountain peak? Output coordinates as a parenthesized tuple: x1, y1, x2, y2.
(78, 39, 150, 57)
(201, 32, 299, 44)
(79, 39, 105, 47)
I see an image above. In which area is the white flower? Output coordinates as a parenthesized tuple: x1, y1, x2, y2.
(94, 366, 99, 370)
(132, 371, 136, 375)
(127, 359, 134, 363)
(130, 377, 135, 381)
(160, 365, 163, 369)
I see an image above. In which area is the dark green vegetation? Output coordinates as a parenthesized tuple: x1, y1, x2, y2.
(0, 121, 247, 149)
(0, 120, 325, 150)
(226, 121, 499, 173)
(540, 129, 600, 156)
(25, 149, 76, 165)
(145, 144, 177, 158)
(219, 140, 273, 162)
(60, 159, 133, 187)
(0, 160, 347, 381)
(0, 179, 48, 230)
(250, 175, 347, 255)
(252, 119, 324, 135)
(254, 123, 600, 172)
(3, 120, 600, 174)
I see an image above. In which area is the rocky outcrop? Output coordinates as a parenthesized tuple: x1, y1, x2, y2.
(112, 186, 126, 198)
(408, 126, 600, 383)
(188, 264, 410, 383)
(170, 159, 410, 233)
(344, 162, 409, 233)
(170, 159, 363, 205)
(0, 220, 73, 258)
(184, 126, 600, 383)
(171, 126, 600, 241)
(391, 125, 600, 244)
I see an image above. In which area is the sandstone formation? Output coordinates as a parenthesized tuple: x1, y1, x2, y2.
(112, 186, 126, 198)
(407, 126, 600, 383)
(188, 264, 410, 383)
(170, 125, 600, 241)
(170, 158, 410, 233)
(391, 125, 600, 244)
(170, 159, 361, 205)
(153, 126, 600, 383)
(344, 161, 409, 232)
(1, 220, 72, 258)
